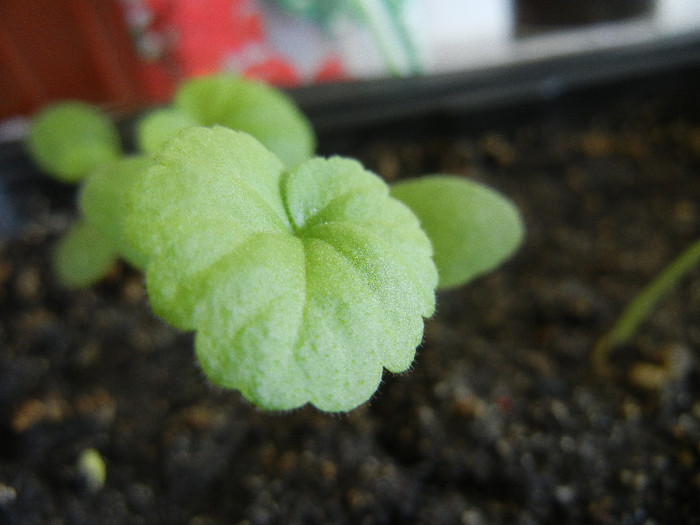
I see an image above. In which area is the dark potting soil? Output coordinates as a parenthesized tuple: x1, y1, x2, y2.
(1, 70, 699, 525)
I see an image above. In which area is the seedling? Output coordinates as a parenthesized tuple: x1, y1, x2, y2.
(26, 75, 524, 411)
(139, 74, 316, 166)
(27, 102, 128, 287)
(27, 75, 318, 287)
(593, 237, 700, 374)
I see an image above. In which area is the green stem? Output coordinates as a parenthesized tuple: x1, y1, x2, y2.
(593, 237, 700, 374)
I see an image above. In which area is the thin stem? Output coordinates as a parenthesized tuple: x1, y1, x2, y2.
(593, 237, 700, 374)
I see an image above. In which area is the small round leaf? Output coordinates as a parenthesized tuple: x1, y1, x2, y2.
(28, 102, 121, 182)
(53, 220, 117, 288)
(79, 155, 152, 268)
(137, 108, 199, 154)
(391, 175, 524, 289)
(175, 74, 315, 166)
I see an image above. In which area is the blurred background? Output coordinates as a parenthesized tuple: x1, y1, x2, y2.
(1, 0, 700, 127)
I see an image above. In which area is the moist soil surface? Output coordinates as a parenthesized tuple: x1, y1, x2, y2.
(1, 70, 700, 525)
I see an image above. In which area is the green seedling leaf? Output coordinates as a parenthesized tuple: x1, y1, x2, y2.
(174, 74, 316, 166)
(391, 175, 524, 289)
(53, 220, 118, 289)
(137, 107, 199, 154)
(79, 155, 152, 269)
(125, 126, 437, 411)
(27, 102, 121, 182)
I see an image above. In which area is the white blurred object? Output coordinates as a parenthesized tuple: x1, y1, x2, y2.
(423, 0, 700, 75)
(333, 0, 424, 77)
(424, 0, 515, 71)
(256, 0, 700, 81)
(0, 117, 30, 144)
(657, 0, 700, 31)
(426, 0, 513, 42)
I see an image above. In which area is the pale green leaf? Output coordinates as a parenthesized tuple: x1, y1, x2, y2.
(137, 107, 199, 154)
(194, 233, 308, 410)
(53, 220, 117, 288)
(124, 127, 436, 411)
(174, 74, 315, 166)
(27, 102, 121, 182)
(79, 155, 152, 268)
(124, 127, 289, 329)
(391, 175, 525, 289)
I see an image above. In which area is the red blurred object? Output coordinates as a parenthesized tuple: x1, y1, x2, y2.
(0, 0, 348, 121)
(0, 0, 146, 119)
(243, 58, 299, 87)
(313, 57, 345, 84)
(168, 0, 263, 76)
(129, 0, 345, 94)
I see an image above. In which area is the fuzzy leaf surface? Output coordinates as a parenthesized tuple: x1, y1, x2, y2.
(125, 127, 437, 411)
